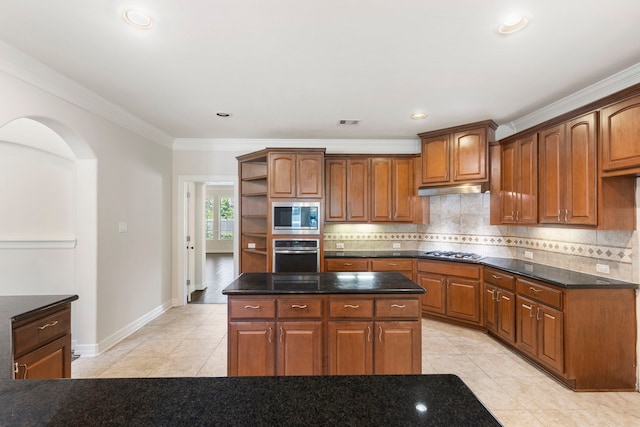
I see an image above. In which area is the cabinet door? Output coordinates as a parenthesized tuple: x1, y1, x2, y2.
(496, 290, 516, 344)
(229, 322, 276, 376)
(277, 321, 323, 376)
(500, 141, 518, 223)
(516, 134, 538, 224)
(370, 158, 392, 221)
(515, 296, 537, 358)
(347, 159, 369, 222)
(421, 134, 450, 184)
(446, 277, 481, 324)
(374, 321, 421, 375)
(537, 305, 564, 373)
(483, 284, 499, 333)
(328, 322, 373, 375)
(296, 154, 323, 198)
(538, 124, 565, 224)
(601, 95, 640, 173)
(417, 273, 446, 314)
(452, 127, 487, 182)
(14, 335, 71, 379)
(269, 153, 296, 198)
(325, 159, 347, 221)
(565, 113, 597, 225)
(392, 158, 414, 222)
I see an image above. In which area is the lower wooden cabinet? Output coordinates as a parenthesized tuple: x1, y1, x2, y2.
(12, 303, 72, 379)
(228, 294, 422, 376)
(417, 260, 482, 326)
(483, 267, 516, 344)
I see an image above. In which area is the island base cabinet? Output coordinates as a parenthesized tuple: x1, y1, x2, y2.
(229, 322, 276, 376)
(328, 322, 373, 375)
(374, 321, 421, 375)
(278, 322, 323, 376)
(14, 335, 71, 380)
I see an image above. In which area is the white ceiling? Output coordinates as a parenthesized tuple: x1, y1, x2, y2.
(1, 1, 640, 141)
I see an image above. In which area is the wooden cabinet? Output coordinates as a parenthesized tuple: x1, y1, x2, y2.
(324, 258, 369, 272)
(419, 120, 497, 186)
(228, 297, 322, 376)
(370, 158, 393, 221)
(12, 304, 72, 379)
(600, 94, 640, 175)
(370, 157, 415, 222)
(538, 113, 597, 225)
(325, 158, 369, 222)
(416, 260, 482, 326)
(328, 296, 421, 375)
(325, 257, 414, 280)
(269, 152, 324, 198)
(229, 293, 422, 377)
(238, 154, 269, 272)
(500, 133, 538, 224)
(483, 268, 516, 344)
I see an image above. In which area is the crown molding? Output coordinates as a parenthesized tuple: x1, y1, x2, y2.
(173, 138, 420, 154)
(505, 62, 640, 137)
(0, 41, 173, 149)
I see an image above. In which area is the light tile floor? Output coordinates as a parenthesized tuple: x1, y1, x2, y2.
(72, 304, 640, 426)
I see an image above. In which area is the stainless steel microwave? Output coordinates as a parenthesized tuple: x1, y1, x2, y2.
(272, 201, 320, 235)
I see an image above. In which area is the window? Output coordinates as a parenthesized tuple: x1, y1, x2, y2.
(219, 197, 234, 240)
(205, 198, 215, 239)
(205, 195, 234, 241)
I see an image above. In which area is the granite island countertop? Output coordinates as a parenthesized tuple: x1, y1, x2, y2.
(324, 251, 638, 290)
(0, 295, 78, 379)
(222, 272, 425, 295)
(0, 374, 500, 426)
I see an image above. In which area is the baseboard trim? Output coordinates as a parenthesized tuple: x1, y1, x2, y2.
(76, 300, 173, 357)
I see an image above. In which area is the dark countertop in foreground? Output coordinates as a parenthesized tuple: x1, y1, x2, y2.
(324, 251, 638, 289)
(0, 295, 78, 379)
(222, 272, 425, 295)
(0, 374, 500, 426)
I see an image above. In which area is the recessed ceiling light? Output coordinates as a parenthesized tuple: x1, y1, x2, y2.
(411, 113, 428, 120)
(498, 16, 528, 34)
(123, 10, 153, 29)
(216, 112, 231, 118)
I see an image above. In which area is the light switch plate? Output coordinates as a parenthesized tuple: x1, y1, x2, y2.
(118, 221, 127, 233)
(336, 243, 345, 249)
(524, 250, 533, 259)
(248, 242, 256, 249)
(392, 243, 401, 249)
(596, 264, 610, 274)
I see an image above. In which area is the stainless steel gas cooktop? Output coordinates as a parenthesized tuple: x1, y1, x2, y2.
(423, 251, 483, 261)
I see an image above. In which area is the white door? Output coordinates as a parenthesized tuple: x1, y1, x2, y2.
(184, 182, 196, 302)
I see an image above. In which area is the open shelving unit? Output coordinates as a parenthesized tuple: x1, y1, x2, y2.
(238, 152, 269, 272)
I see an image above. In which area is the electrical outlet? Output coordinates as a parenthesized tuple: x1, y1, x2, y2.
(118, 221, 127, 233)
(248, 242, 256, 249)
(336, 243, 345, 249)
(596, 264, 610, 274)
(524, 250, 533, 259)
(392, 243, 401, 249)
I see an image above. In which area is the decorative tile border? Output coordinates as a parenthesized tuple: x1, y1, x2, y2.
(323, 232, 633, 264)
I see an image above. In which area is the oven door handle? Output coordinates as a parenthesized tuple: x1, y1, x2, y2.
(274, 250, 318, 254)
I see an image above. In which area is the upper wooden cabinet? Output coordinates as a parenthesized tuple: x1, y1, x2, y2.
(538, 113, 597, 226)
(419, 120, 497, 186)
(500, 133, 538, 224)
(600, 94, 640, 176)
(269, 152, 324, 198)
(325, 156, 415, 223)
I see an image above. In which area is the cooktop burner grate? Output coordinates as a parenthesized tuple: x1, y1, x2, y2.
(424, 251, 483, 260)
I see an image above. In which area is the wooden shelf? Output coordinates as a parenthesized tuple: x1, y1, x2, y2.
(242, 214, 267, 219)
(243, 233, 267, 238)
(241, 192, 268, 197)
(242, 248, 268, 255)
(242, 175, 268, 181)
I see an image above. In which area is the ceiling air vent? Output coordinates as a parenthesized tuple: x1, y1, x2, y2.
(337, 119, 360, 126)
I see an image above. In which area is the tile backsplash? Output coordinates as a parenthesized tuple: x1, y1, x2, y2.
(324, 193, 638, 283)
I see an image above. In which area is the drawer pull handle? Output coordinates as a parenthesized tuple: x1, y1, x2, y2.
(491, 275, 501, 279)
(390, 304, 406, 308)
(38, 320, 59, 330)
(244, 305, 260, 309)
(344, 263, 353, 266)
(344, 304, 360, 309)
(528, 287, 542, 293)
(291, 304, 308, 309)
(388, 263, 398, 266)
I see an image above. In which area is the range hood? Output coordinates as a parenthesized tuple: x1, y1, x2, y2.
(418, 183, 489, 197)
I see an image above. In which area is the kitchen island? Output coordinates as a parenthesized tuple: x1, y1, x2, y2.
(0, 374, 500, 426)
(222, 272, 425, 376)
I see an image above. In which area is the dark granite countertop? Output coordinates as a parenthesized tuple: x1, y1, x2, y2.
(0, 295, 78, 379)
(324, 251, 638, 289)
(0, 374, 500, 426)
(223, 272, 425, 295)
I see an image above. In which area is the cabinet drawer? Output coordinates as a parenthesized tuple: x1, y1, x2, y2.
(229, 299, 276, 319)
(516, 278, 562, 309)
(484, 267, 515, 291)
(370, 259, 414, 272)
(329, 299, 374, 318)
(417, 260, 480, 279)
(277, 299, 323, 318)
(325, 259, 369, 271)
(13, 307, 71, 357)
(375, 298, 420, 318)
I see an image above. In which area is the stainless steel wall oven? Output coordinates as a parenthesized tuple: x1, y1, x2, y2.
(272, 239, 320, 273)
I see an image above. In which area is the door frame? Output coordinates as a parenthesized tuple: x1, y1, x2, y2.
(175, 175, 238, 305)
